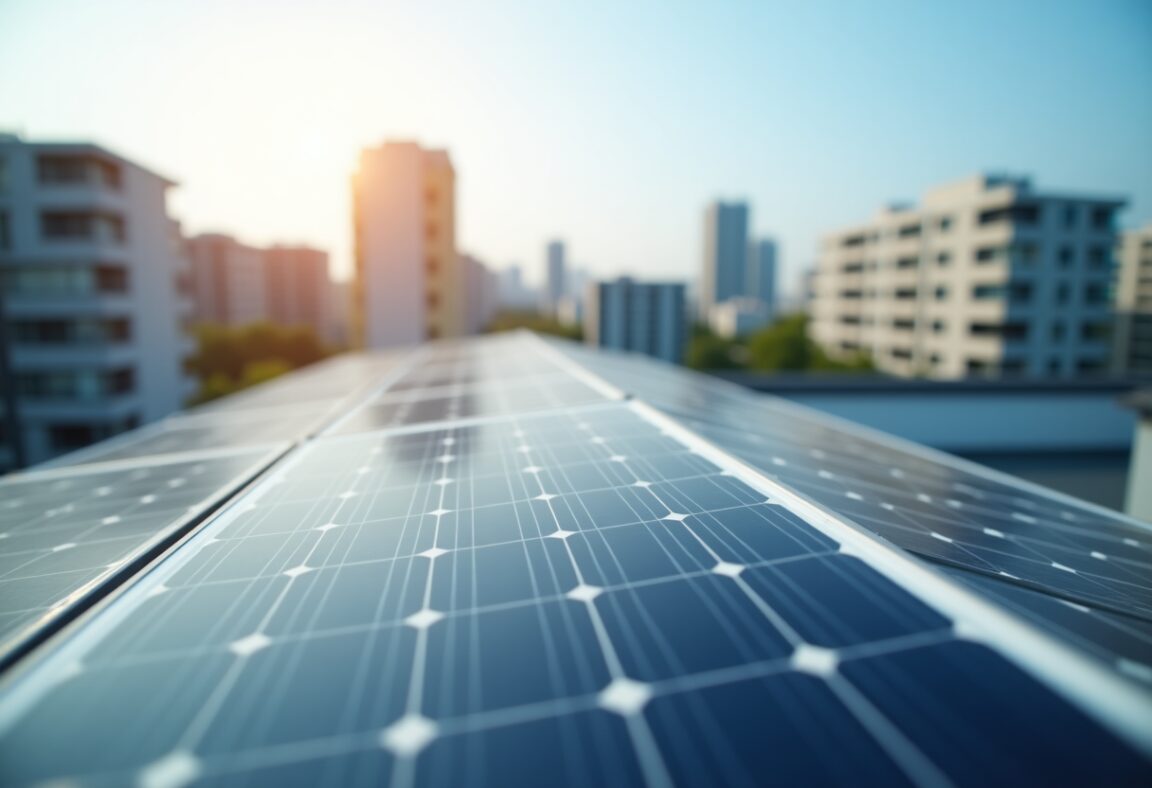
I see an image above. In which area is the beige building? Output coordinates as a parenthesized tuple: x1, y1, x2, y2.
(810, 174, 1123, 379)
(352, 141, 462, 349)
(1112, 223, 1152, 374)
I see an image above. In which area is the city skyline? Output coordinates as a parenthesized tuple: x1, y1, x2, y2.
(2, 0, 1149, 298)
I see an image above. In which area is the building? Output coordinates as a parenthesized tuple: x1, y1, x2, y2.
(1112, 223, 1152, 374)
(264, 244, 330, 334)
(0, 135, 193, 470)
(542, 239, 566, 315)
(352, 141, 461, 348)
(748, 237, 777, 313)
(810, 174, 1124, 379)
(2, 332, 1150, 786)
(700, 200, 749, 316)
(495, 264, 538, 311)
(186, 233, 267, 326)
(585, 277, 686, 363)
(460, 252, 497, 335)
(708, 297, 772, 338)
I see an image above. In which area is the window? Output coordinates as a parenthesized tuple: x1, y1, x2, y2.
(892, 318, 915, 330)
(1076, 359, 1105, 375)
(1090, 207, 1114, 231)
(1087, 246, 1110, 270)
(932, 320, 946, 333)
(891, 347, 912, 360)
(1063, 205, 1077, 229)
(840, 315, 861, 325)
(0, 264, 129, 296)
(936, 251, 951, 266)
(1001, 360, 1026, 376)
(842, 261, 865, 273)
(1084, 283, 1109, 305)
(10, 318, 131, 345)
(898, 223, 921, 238)
(975, 247, 1002, 264)
(894, 287, 917, 300)
(1081, 323, 1110, 342)
(1058, 246, 1074, 269)
(938, 216, 952, 232)
(895, 257, 918, 269)
(934, 286, 948, 300)
(966, 359, 991, 375)
(840, 289, 862, 299)
(972, 283, 1031, 303)
(36, 154, 121, 189)
(1052, 322, 1066, 341)
(978, 203, 1039, 226)
(970, 322, 1028, 341)
(40, 212, 126, 242)
(1057, 282, 1071, 305)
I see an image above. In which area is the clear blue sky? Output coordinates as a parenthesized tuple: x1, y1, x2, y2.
(2, 0, 1150, 296)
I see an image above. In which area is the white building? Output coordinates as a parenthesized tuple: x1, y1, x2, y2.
(0, 135, 194, 470)
(810, 174, 1123, 379)
(1112, 223, 1152, 374)
(585, 278, 687, 364)
(352, 141, 461, 349)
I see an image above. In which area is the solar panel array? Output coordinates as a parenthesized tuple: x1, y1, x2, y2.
(0, 332, 1149, 786)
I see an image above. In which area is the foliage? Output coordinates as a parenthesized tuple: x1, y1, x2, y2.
(186, 322, 334, 404)
(690, 313, 876, 374)
(485, 311, 583, 341)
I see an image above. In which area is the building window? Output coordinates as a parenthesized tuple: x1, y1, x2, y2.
(1084, 283, 1109, 305)
(970, 322, 1028, 341)
(1063, 205, 1077, 229)
(891, 347, 913, 360)
(934, 286, 948, 300)
(1058, 246, 1074, 269)
(1076, 359, 1105, 375)
(978, 203, 1040, 226)
(840, 289, 862, 299)
(938, 216, 952, 232)
(36, 154, 122, 190)
(936, 251, 951, 266)
(1087, 246, 1110, 270)
(842, 261, 865, 273)
(841, 234, 866, 248)
(898, 223, 921, 238)
(892, 318, 915, 330)
(1081, 322, 1110, 342)
(895, 257, 918, 269)
(932, 320, 946, 333)
(1057, 282, 1071, 305)
(41, 211, 126, 243)
(894, 287, 917, 300)
(975, 247, 1003, 263)
(1052, 322, 1066, 341)
(1090, 207, 1114, 232)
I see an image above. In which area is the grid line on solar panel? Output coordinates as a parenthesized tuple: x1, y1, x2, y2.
(1, 400, 1148, 786)
(0, 446, 285, 666)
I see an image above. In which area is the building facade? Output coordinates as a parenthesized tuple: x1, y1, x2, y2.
(748, 237, 777, 313)
(0, 135, 193, 470)
(460, 253, 497, 335)
(264, 244, 330, 334)
(1112, 223, 1152, 374)
(585, 278, 686, 364)
(700, 201, 749, 316)
(810, 174, 1123, 379)
(542, 240, 566, 315)
(187, 233, 267, 326)
(352, 141, 461, 349)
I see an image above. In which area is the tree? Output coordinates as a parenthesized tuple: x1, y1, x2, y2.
(186, 322, 334, 404)
(746, 314, 875, 373)
(685, 333, 740, 370)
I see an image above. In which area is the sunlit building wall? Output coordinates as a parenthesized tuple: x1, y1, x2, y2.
(810, 174, 1123, 379)
(0, 135, 193, 470)
(585, 278, 687, 364)
(1112, 223, 1152, 374)
(352, 141, 462, 348)
(187, 233, 267, 326)
(264, 244, 330, 335)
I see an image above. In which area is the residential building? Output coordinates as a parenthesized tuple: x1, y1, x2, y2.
(264, 244, 330, 334)
(700, 201, 749, 316)
(810, 174, 1123, 379)
(0, 135, 193, 470)
(352, 141, 461, 348)
(585, 277, 686, 364)
(1112, 223, 1152, 374)
(187, 233, 267, 326)
(460, 252, 497, 335)
(542, 239, 566, 314)
(709, 297, 772, 338)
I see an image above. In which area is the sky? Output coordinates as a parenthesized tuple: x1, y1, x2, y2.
(1, 0, 1150, 297)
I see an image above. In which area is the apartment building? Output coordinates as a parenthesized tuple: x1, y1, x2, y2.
(700, 201, 749, 316)
(186, 233, 267, 325)
(1112, 223, 1152, 374)
(0, 135, 193, 470)
(352, 141, 461, 348)
(585, 277, 687, 364)
(810, 174, 1123, 379)
(264, 244, 330, 334)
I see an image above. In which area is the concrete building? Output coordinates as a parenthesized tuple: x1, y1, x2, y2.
(187, 233, 267, 326)
(585, 278, 686, 364)
(700, 201, 749, 316)
(352, 141, 461, 348)
(496, 265, 538, 311)
(460, 253, 497, 335)
(709, 297, 772, 338)
(748, 238, 777, 313)
(542, 240, 566, 315)
(264, 244, 330, 334)
(1112, 223, 1152, 374)
(0, 135, 193, 470)
(810, 174, 1123, 379)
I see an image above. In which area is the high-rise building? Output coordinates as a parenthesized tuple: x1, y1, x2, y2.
(810, 174, 1123, 379)
(585, 277, 686, 364)
(1112, 223, 1152, 374)
(187, 233, 267, 326)
(700, 201, 749, 316)
(542, 240, 566, 314)
(264, 244, 330, 334)
(496, 264, 538, 311)
(748, 238, 777, 312)
(352, 141, 461, 348)
(0, 135, 193, 470)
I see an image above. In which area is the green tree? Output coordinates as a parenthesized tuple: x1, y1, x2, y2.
(187, 322, 334, 404)
(747, 314, 876, 373)
(685, 333, 740, 370)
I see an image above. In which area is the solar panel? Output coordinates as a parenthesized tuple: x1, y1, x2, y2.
(0, 447, 282, 664)
(0, 333, 1149, 786)
(550, 340, 1152, 671)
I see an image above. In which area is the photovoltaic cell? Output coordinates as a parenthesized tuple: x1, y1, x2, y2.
(0, 448, 279, 662)
(0, 395, 1147, 786)
(550, 340, 1152, 667)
